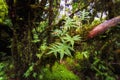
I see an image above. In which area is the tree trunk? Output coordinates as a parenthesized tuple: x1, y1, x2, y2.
(7, 0, 36, 79)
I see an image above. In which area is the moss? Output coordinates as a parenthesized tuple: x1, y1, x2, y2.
(41, 62, 80, 80)
(0, 0, 8, 22)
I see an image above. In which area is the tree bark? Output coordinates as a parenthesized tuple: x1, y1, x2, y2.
(7, 0, 36, 79)
(87, 16, 120, 39)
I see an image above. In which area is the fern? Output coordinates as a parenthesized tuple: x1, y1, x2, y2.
(48, 42, 74, 60)
(52, 29, 64, 37)
(61, 34, 81, 47)
(48, 16, 81, 60)
(80, 9, 90, 20)
(48, 34, 80, 60)
(64, 17, 76, 30)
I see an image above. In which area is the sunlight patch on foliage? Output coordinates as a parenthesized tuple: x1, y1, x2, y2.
(41, 62, 79, 80)
(0, 0, 8, 23)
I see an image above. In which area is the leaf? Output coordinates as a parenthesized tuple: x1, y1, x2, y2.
(75, 52, 84, 60)
(64, 17, 76, 30)
(47, 42, 73, 60)
(59, 51, 64, 60)
(81, 51, 89, 58)
(24, 64, 34, 78)
(40, 43, 47, 51)
(54, 52, 57, 58)
(33, 72, 37, 78)
(62, 34, 80, 47)
(65, 49, 72, 56)
(36, 53, 42, 59)
(80, 9, 90, 20)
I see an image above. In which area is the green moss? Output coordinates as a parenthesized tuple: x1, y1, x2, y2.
(0, 0, 8, 22)
(41, 62, 79, 80)
(75, 51, 84, 60)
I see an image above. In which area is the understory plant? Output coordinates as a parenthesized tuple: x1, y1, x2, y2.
(48, 17, 81, 61)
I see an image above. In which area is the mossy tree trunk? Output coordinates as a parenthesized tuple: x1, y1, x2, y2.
(7, 0, 56, 79)
(7, 0, 37, 79)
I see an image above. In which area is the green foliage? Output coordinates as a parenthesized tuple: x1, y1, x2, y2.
(32, 21, 48, 43)
(79, 9, 90, 21)
(0, 0, 8, 23)
(32, 33, 40, 43)
(0, 0, 12, 26)
(75, 51, 90, 60)
(3, 19, 13, 26)
(52, 29, 64, 37)
(40, 62, 79, 80)
(64, 17, 77, 30)
(24, 63, 34, 78)
(92, 20, 101, 25)
(75, 51, 84, 60)
(0, 62, 8, 80)
(81, 51, 89, 59)
(61, 34, 80, 47)
(37, 21, 48, 33)
(72, 0, 89, 12)
(5, 0, 120, 80)
(72, 2, 79, 11)
(36, 42, 48, 59)
(48, 17, 81, 60)
(23, 62, 80, 80)
(48, 42, 74, 60)
(47, 34, 80, 60)
(91, 52, 116, 80)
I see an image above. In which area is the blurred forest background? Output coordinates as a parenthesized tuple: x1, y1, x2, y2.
(0, 0, 120, 80)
